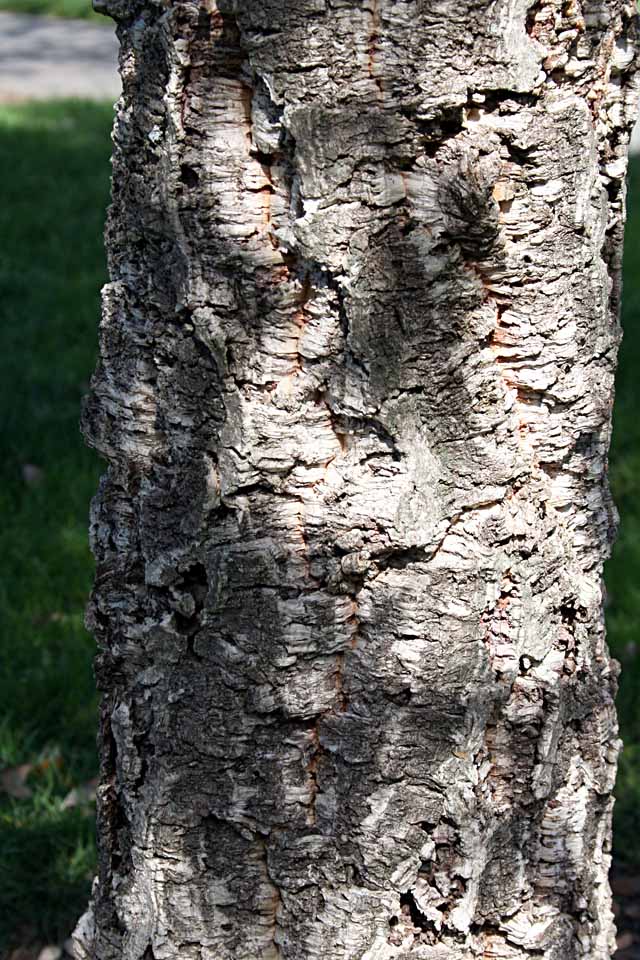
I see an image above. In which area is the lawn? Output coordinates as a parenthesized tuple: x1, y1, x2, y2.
(608, 152, 640, 868)
(0, 100, 112, 952)
(0, 97, 638, 953)
(0, 0, 102, 19)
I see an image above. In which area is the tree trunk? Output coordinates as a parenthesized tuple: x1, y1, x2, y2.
(76, 1, 638, 957)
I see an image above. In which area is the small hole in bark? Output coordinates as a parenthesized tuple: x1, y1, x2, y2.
(178, 562, 209, 599)
(400, 890, 432, 932)
(401, 216, 419, 236)
(172, 563, 209, 643)
(505, 141, 535, 166)
(180, 164, 200, 188)
(389, 916, 399, 928)
(422, 140, 442, 159)
(252, 148, 276, 167)
(560, 599, 580, 626)
(394, 688, 412, 704)
(418, 820, 435, 832)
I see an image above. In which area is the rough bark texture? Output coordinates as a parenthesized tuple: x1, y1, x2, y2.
(77, 1, 638, 957)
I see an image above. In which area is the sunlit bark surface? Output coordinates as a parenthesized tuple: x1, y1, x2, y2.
(77, 1, 638, 957)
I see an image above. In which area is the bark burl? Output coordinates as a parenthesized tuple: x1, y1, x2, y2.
(76, 0, 639, 957)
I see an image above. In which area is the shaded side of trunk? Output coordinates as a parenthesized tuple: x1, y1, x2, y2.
(77, 1, 638, 957)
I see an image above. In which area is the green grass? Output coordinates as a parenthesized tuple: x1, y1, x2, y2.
(0, 0, 104, 20)
(0, 96, 639, 951)
(608, 153, 640, 868)
(0, 100, 112, 952)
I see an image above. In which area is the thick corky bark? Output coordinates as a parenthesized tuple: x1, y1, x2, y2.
(77, 1, 638, 957)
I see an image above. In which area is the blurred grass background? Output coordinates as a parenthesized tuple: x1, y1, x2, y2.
(0, 0, 102, 19)
(0, 100, 111, 951)
(609, 153, 640, 868)
(0, 22, 639, 960)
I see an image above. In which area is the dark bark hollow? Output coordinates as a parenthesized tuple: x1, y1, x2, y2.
(78, 1, 638, 957)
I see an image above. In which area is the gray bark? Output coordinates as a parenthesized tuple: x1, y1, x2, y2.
(76, 1, 638, 957)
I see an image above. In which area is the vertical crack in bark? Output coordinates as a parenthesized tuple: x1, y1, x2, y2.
(367, 0, 384, 100)
(305, 724, 325, 827)
(256, 834, 284, 959)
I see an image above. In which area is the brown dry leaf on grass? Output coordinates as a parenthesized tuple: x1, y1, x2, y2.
(1, 754, 65, 799)
(61, 777, 98, 810)
(0, 763, 34, 799)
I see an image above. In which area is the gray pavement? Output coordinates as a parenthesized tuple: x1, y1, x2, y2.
(0, 11, 120, 102)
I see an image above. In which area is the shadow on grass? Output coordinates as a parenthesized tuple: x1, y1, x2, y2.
(0, 99, 112, 951)
(608, 153, 640, 869)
